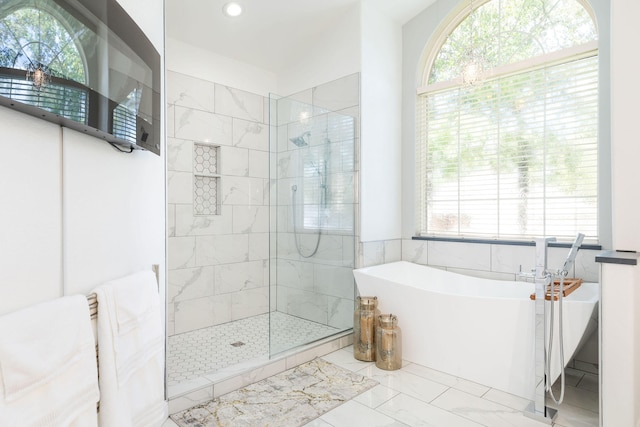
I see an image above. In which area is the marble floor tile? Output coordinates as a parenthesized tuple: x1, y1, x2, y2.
(315, 400, 409, 427)
(167, 347, 599, 427)
(482, 388, 531, 411)
(576, 372, 598, 393)
(320, 346, 372, 372)
(549, 382, 599, 413)
(376, 393, 484, 427)
(360, 364, 449, 404)
(551, 402, 599, 427)
(401, 362, 490, 397)
(563, 367, 586, 387)
(353, 384, 401, 409)
(303, 418, 334, 427)
(431, 388, 548, 427)
(162, 419, 179, 427)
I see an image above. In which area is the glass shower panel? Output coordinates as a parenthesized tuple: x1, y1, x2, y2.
(269, 94, 356, 356)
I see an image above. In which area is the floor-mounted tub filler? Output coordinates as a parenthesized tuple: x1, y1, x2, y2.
(353, 259, 598, 401)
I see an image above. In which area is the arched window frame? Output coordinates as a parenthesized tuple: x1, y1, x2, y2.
(415, 0, 600, 242)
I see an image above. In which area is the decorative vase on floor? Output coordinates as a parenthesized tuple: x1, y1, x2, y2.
(375, 314, 402, 370)
(353, 296, 379, 361)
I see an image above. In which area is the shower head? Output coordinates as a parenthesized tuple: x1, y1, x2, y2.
(290, 131, 310, 147)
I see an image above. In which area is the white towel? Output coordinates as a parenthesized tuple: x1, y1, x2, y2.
(94, 271, 167, 427)
(0, 295, 99, 427)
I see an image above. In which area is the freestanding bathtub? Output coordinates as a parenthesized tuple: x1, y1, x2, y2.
(353, 261, 599, 400)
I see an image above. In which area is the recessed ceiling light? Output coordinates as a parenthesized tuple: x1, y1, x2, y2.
(223, 2, 243, 17)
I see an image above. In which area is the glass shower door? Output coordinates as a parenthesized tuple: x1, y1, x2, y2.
(269, 93, 356, 356)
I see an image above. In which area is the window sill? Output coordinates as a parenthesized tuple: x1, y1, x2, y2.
(412, 235, 602, 251)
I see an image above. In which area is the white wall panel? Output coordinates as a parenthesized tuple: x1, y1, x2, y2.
(61, 129, 164, 295)
(360, 2, 402, 242)
(0, 106, 62, 315)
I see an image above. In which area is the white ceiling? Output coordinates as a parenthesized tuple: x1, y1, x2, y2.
(165, 0, 434, 73)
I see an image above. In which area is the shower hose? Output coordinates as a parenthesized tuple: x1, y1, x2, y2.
(546, 272, 566, 405)
(291, 185, 321, 258)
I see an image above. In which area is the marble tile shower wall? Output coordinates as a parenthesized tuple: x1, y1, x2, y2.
(272, 73, 360, 331)
(166, 71, 269, 336)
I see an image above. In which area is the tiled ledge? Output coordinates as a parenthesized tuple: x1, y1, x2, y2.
(595, 250, 639, 265)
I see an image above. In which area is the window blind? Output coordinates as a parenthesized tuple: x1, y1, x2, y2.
(416, 54, 598, 241)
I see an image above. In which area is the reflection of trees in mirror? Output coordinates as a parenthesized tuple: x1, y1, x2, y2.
(0, 6, 85, 82)
(0, 4, 87, 121)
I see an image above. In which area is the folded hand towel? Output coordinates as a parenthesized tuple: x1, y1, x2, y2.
(94, 271, 167, 427)
(0, 295, 99, 427)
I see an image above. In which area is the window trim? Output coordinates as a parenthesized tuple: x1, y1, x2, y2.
(417, 41, 598, 96)
(417, 0, 599, 89)
(412, 235, 602, 250)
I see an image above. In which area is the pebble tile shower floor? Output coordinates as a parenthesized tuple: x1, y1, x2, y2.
(167, 312, 341, 387)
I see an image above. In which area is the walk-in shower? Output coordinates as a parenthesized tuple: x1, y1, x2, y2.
(165, 71, 359, 399)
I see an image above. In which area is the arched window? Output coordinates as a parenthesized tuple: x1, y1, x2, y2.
(416, 0, 598, 242)
(0, 3, 87, 123)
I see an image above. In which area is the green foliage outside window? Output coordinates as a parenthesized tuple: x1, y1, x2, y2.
(419, 0, 599, 240)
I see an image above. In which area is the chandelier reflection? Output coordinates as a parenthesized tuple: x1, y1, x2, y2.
(26, 63, 51, 89)
(461, 51, 484, 85)
(460, 0, 486, 86)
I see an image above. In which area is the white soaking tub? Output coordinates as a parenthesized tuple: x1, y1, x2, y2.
(353, 261, 598, 399)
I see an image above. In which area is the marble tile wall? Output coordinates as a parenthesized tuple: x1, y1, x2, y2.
(400, 238, 600, 283)
(272, 74, 360, 331)
(359, 239, 402, 268)
(167, 70, 269, 336)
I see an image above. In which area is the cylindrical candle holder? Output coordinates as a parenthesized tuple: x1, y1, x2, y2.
(353, 296, 379, 361)
(375, 314, 402, 370)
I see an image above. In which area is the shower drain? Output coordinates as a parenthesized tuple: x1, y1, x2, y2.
(230, 341, 246, 347)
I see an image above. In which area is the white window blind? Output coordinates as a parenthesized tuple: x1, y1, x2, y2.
(417, 53, 598, 241)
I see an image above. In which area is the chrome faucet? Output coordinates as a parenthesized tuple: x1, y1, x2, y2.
(534, 237, 557, 280)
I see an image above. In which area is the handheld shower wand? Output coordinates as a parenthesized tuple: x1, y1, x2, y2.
(546, 232, 585, 405)
(561, 233, 585, 275)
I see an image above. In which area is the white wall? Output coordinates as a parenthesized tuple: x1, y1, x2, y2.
(0, 108, 63, 315)
(400, 0, 463, 239)
(604, 0, 640, 424)
(165, 38, 277, 97)
(611, 0, 640, 252)
(276, 3, 361, 97)
(359, 1, 403, 242)
(0, 0, 165, 315)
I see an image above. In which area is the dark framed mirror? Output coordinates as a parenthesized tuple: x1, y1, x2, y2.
(0, 0, 161, 154)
